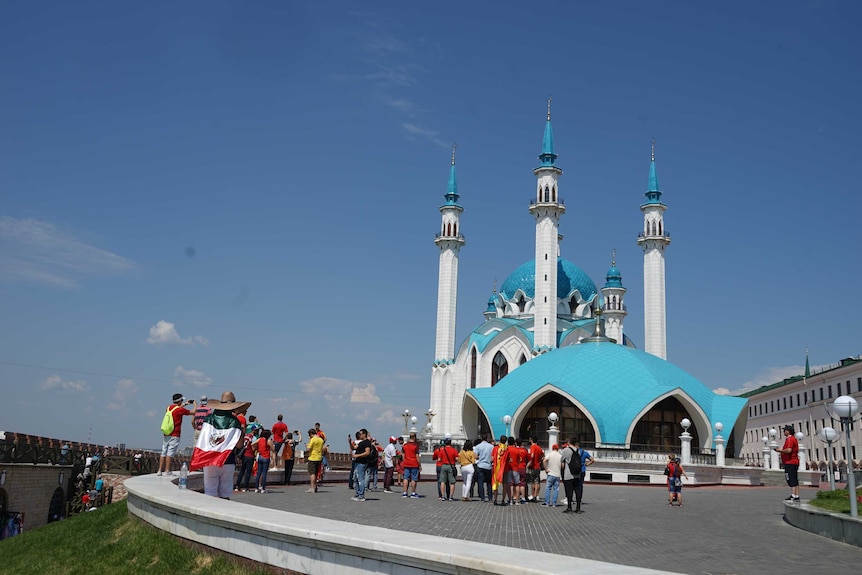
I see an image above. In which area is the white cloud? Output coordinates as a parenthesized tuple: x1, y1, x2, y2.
(401, 122, 450, 149)
(350, 383, 381, 404)
(146, 320, 209, 346)
(39, 374, 89, 393)
(174, 366, 213, 388)
(107, 378, 138, 410)
(0, 216, 134, 288)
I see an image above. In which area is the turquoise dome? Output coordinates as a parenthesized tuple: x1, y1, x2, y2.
(499, 258, 597, 301)
(467, 341, 747, 444)
(605, 265, 622, 288)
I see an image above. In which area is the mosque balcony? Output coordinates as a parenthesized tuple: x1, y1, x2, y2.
(636, 232, 671, 241)
(434, 233, 466, 243)
(528, 197, 565, 206)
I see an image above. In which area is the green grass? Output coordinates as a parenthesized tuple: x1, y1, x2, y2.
(0, 501, 275, 575)
(808, 488, 861, 514)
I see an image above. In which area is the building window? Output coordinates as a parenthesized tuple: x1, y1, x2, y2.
(470, 348, 477, 389)
(491, 351, 508, 386)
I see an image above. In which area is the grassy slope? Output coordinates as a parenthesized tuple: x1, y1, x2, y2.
(0, 501, 276, 575)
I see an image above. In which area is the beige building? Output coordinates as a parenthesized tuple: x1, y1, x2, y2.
(740, 356, 862, 476)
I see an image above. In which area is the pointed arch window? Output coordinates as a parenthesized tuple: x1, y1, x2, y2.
(491, 351, 508, 386)
(470, 347, 477, 389)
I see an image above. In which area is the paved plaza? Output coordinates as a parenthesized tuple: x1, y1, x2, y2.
(233, 479, 862, 575)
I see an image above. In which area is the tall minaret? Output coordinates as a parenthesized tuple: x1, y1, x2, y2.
(433, 144, 465, 365)
(529, 98, 566, 354)
(636, 139, 670, 359)
(430, 146, 465, 440)
(601, 249, 627, 345)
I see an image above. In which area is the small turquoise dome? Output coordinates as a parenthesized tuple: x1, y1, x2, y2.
(605, 265, 622, 288)
(499, 258, 597, 302)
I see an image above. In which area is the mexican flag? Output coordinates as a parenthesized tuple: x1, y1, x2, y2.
(190, 412, 243, 470)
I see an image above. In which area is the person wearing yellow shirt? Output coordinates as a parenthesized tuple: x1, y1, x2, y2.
(305, 428, 326, 493)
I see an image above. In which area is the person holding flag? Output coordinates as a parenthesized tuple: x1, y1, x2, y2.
(491, 435, 510, 505)
(191, 391, 251, 499)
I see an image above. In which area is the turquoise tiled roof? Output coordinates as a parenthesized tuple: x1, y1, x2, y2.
(499, 258, 597, 302)
(466, 341, 747, 443)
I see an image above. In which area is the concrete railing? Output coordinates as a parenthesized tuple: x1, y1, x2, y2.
(125, 473, 672, 575)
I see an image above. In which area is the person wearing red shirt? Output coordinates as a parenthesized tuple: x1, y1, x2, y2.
(436, 438, 459, 501)
(255, 429, 275, 493)
(401, 432, 422, 498)
(158, 393, 195, 477)
(527, 436, 545, 502)
(271, 415, 288, 470)
(775, 424, 800, 502)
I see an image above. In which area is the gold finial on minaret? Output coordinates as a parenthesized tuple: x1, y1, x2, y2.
(547, 95, 552, 120)
(611, 248, 616, 267)
(451, 142, 457, 165)
(651, 137, 656, 162)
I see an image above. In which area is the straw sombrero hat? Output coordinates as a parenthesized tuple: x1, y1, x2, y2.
(207, 391, 251, 413)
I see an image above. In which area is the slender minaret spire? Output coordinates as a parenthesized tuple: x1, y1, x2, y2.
(530, 97, 566, 354)
(430, 145, 466, 441)
(433, 144, 465, 365)
(601, 249, 627, 345)
(637, 138, 671, 359)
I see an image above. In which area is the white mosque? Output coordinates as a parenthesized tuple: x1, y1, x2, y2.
(428, 102, 747, 459)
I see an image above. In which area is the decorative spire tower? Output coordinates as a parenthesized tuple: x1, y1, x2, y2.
(601, 249, 627, 345)
(529, 97, 566, 354)
(430, 146, 466, 441)
(433, 144, 465, 366)
(636, 139, 670, 359)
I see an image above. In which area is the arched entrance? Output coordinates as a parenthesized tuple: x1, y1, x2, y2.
(631, 397, 700, 453)
(518, 392, 596, 447)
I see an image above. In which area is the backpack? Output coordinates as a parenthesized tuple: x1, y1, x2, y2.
(566, 447, 582, 477)
(160, 406, 178, 435)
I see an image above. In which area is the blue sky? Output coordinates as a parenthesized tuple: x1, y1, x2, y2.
(1, 1, 860, 451)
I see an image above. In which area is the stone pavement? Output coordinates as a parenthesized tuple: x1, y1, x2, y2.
(232, 480, 862, 575)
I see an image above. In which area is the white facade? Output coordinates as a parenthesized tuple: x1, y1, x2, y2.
(739, 356, 862, 472)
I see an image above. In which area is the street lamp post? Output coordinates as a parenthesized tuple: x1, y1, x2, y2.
(829, 395, 859, 517)
(547, 412, 559, 452)
(679, 418, 692, 465)
(768, 428, 780, 470)
(402, 410, 411, 437)
(714, 422, 726, 467)
(817, 427, 838, 491)
(502, 415, 512, 438)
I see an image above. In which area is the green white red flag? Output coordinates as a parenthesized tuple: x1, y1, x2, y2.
(190, 412, 242, 470)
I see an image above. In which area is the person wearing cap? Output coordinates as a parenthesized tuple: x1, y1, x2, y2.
(775, 424, 800, 502)
(157, 393, 195, 477)
(193, 395, 213, 444)
(382, 436, 399, 493)
(542, 444, 562, 507)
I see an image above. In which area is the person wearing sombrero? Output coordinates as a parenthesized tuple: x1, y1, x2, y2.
(191, 391, 251, 499)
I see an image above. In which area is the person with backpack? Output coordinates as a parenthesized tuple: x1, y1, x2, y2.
(157, 393, 195, 477)
(561, 436, 593, 514)
(666, 455, 688, 506)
